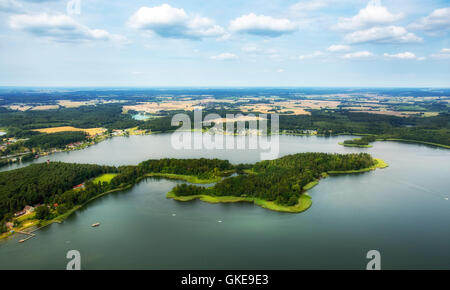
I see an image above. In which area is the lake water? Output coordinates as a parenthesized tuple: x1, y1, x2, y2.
(132, 113, 151, 121)
(0, 134, 449, 269)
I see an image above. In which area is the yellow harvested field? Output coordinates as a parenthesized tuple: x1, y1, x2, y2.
(123, 101, 204, 113)
(57, 100, 123, 108)
(204, 115, 265, 124)
(33, 126, 106, 136)
(30, 105, 59, 111)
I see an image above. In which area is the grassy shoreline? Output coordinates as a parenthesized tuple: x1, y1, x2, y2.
(376, 138, 450, 149)
(166, 191, 313, 213)
(338, 142, 373, 148)
(0, 158, 388, 240)
(328, 158, 388, 174)
(166, 158, 388, 213)
(0, 172, 223, 240)
(149, 130, 450, 150)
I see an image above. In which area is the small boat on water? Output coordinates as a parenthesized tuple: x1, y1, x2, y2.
(19, 239, 25, 243)
(91, 223, 100, 227)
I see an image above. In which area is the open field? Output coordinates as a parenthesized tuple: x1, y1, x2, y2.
(353, 110, 424, 117)
(166, 191, 313, 213)
(30, 105, 60, 111)
(204, 115, 265, 124)
(93, 173, 118, 184)
(328, 158, 388, 174)
(6, 105, 32, 111)
(57, 100, 97, 108)
(33, 126, 106, 136)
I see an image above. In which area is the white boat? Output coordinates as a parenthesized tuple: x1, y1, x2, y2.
(91, 223, 100, 227)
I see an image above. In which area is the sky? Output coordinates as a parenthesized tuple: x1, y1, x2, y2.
(1, 0, 450, 87)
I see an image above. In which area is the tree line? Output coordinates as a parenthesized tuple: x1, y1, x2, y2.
(1, 131, 88, 157)
(0, 158, 233, 232)
(0, 162, 115, 228)
(172, 153, 376, 206)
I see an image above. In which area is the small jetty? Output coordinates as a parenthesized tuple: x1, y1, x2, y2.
(91, 222, 100, 227)
(17, 231, 36, 243)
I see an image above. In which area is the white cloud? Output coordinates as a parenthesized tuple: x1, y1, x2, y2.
(210, 53, 238, 60)
(342, 51, 374, 59)
(410, 7, 450, 32)
(9, 13, 126, 43)
(290, 0, 326, 14)
(327, 44, 351, 52)
(276, 68, 285, 73)
(229, 13, 297, 37)
(383, 52, 423, 60)
(336, 0, 403, 31)
(430, 48, 450, 59)
(345, 26, 422, 44)
(241, 46, 259, 53)
(298, 51, 325, 60)
(128, 4, 225, 40)
(0, 0, 22, 13)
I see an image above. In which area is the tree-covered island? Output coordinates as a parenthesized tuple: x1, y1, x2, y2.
(0, 153, 387, 239)
(339, 136, 377, 148)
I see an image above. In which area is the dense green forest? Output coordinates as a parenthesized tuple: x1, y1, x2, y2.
(0, 162, 115, 224)
(109, 158, 234, 187)
(1, 132, 88, 156)
(171, 153, 376, 206)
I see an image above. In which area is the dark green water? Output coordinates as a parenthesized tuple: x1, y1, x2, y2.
(0, 134, 449, 269)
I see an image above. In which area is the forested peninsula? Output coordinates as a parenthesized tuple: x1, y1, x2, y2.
(0, 153, 387, 238)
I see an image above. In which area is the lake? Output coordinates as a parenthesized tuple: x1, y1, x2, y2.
(132, 113, 151, 121)
(0, 134, 449, 269)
